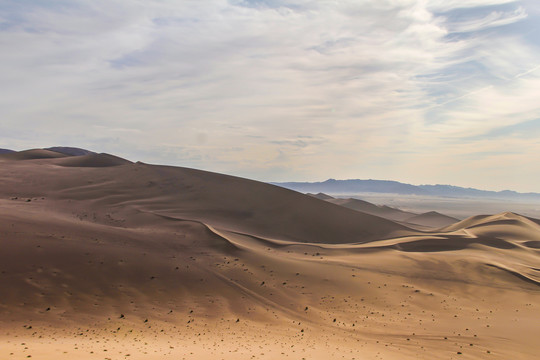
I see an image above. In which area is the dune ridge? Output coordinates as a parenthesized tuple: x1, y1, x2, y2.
(45, 146, 96, 156)
(0, 148, 70, 160)
(54, 153, 133, 167)
(404, 211, 460, 228)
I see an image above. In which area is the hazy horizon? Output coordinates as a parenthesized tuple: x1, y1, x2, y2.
(4, 145, 540, 195)
(2, 1, 540, 192)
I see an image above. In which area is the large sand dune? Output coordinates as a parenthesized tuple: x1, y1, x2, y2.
(1, 150, 539, 359)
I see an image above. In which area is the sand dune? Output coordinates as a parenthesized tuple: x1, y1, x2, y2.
(310, 194, 459, 229)
(0, 153, 408, 243)
(1, 151, 539, 359)
(0, 148, 69, 160)
(325, 197, 416, 222)
(45, 146, 96, 156)
(54, 153, 133, 167)
(307, 192, 335, 200)
(404, 211, 459, 228)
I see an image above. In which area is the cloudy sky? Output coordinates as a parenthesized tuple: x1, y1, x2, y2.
(2, 0, 540, 191)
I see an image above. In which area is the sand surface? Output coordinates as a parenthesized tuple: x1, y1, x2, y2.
(1, 150, 539, 359)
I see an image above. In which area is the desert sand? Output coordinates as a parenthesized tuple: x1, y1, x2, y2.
(1, 149, 539, 359)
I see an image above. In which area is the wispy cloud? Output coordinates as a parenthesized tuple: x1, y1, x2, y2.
(448, 6, 527, 32)
(1, 0, 539, 191)
(428, 0, 520, 12)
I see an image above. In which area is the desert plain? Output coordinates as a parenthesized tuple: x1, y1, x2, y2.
(1, 149, 539, 359)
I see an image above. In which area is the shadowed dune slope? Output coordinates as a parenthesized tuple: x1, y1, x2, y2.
(132, 164, 412, 243)
(307, 192, 335, 200)
(53, 153, 133, 167)
(0, 157, 410, 244)
(404, 211, 459, 228)
(325, 197, 417, 222)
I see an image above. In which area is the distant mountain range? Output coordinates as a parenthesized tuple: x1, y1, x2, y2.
(273, 179, 540, 201)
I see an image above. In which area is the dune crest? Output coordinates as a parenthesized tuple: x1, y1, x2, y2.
(404, 211, 459, 228)
(0, 148, 69, 160)
(54, 153, 133, 167)
(45, 146, 96, 156)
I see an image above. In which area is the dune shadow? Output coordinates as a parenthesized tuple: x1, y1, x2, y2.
(393, 235, 517, 253)
(485, 264, 540, 287)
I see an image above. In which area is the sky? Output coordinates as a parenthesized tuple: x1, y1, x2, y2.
(1, 0, 540, 192)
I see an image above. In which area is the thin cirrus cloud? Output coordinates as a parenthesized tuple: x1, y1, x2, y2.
(427, 0, 520, 12)
(446, 6, 527, 33)
(0, 0, 539, 191)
